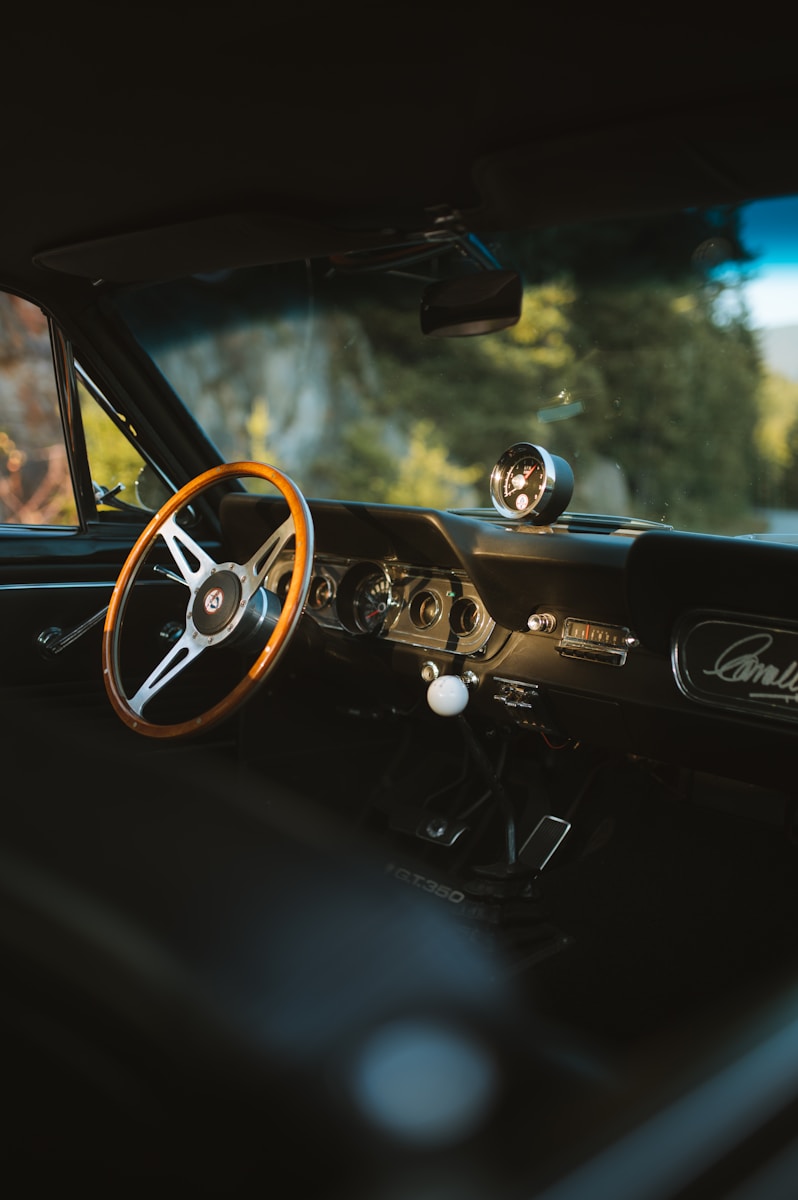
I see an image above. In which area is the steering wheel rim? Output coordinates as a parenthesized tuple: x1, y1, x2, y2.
(102, 461, 314, 740)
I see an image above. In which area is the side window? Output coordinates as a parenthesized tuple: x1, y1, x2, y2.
(78, 376, 161, 516)
(0, 292, 78, 525)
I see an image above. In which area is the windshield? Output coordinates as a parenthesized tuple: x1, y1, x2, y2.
(110, 195, 798, 536)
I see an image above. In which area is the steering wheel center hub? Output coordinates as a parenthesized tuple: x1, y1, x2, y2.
(193, 570, 242, 635)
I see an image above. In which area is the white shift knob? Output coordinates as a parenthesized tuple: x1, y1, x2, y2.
(427, 674, 469, 716)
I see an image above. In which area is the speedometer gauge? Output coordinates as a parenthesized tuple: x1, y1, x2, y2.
(337, 562, 396, 635)
(352, 570, 393, 633)
(489, 442, 574, 524)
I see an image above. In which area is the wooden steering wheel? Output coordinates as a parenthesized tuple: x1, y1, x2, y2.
(102, 462, 314, 739)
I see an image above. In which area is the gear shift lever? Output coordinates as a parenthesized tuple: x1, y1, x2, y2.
(426, 674, 517, 866)
(426, 674, 470, 716)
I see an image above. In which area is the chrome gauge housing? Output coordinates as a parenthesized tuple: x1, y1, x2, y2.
(336, 562, 396, 635)
(489, 442, 574, 524)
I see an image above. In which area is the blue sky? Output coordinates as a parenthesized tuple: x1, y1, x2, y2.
(737, 196, 798, 328)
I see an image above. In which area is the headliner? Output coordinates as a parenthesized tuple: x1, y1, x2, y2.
(6, 9, 798, 289)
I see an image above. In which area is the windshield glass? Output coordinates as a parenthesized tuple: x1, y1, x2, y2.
(110, 195, 798, 536)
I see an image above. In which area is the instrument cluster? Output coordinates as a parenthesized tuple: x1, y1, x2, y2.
(271, 552, 495, 655)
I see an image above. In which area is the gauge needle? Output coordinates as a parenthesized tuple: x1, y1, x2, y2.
(510, 465, 536, 492)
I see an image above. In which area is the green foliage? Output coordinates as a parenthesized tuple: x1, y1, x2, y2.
(555, 282, 762, 528)
(354, 281, 587, 482)
(335, 264, 764, 530)
(79, 383, 149, 505)
(119, 209, 775, 533)
(384, 420, 482, 508)
(309, 419, 398, 501)
(307, 417, 482, 508)
(755, 371, 798, 510)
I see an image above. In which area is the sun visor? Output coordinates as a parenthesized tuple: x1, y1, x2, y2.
(33, 212, 394, 284)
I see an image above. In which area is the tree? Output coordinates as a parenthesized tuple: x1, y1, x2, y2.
(754, 370, 798, 509)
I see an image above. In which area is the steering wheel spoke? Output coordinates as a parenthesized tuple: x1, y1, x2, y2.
(245, 513, 297, 594)
(160, 512, 220, 588)
(102, 462, 314, 740)
(127, 629, 205, 717)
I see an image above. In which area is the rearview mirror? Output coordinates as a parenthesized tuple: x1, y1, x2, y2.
(420, 269, 522, 337)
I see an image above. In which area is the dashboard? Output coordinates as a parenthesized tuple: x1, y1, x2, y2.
(220, 481, 798, 793)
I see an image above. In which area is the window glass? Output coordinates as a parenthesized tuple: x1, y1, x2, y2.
(0, 293, 77, 525)
(78, 376, 158, 516)
(110, 198, 798, 537)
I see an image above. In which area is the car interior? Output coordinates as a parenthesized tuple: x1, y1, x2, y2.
(5, 10, 798, 1198)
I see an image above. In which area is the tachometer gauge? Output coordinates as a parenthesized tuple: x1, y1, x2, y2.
(489, 442, 574, 524)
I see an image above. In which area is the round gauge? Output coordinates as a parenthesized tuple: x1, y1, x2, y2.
(274, 569, 293, 601)
(337, 563, 396, 635)
(307, 573, 335, 610)
(409, 588, 442, 630)
(449, 596, 481, 637)
(352, 570, 394, 633)
(489, 442, 574, 524)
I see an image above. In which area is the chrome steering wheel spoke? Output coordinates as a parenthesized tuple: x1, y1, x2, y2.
(127, 628, 206, 717)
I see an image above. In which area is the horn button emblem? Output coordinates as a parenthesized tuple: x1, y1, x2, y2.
(192, 570, 242, 636)
(204, 587, 224, 613)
